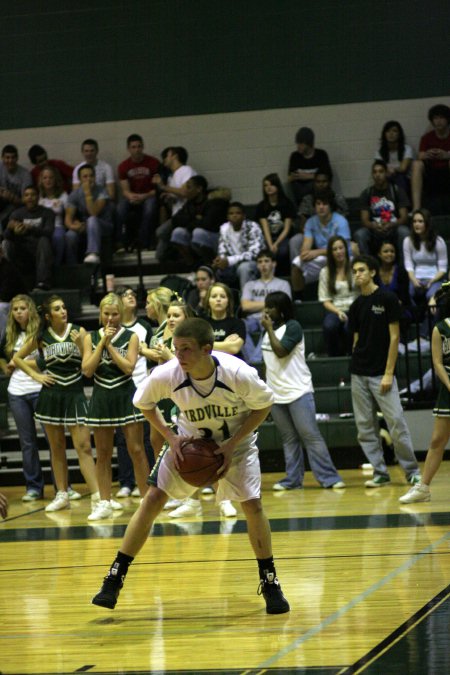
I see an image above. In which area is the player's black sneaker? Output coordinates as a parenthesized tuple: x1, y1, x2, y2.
(92, 575, 123, 609)
(258, 574, 290, 614)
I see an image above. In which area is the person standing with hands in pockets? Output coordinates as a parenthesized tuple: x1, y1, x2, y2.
(348, 255, 421, 488)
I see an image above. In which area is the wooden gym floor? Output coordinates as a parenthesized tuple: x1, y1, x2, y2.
(0, 464, 449, 675)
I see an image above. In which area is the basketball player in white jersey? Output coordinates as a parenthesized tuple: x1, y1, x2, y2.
(92, 317, 290, 614)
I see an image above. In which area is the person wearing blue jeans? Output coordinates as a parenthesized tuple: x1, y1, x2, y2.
(8, 391, 44, 497)
(261, 291, 344, 490)
(65, 164, 114, 264)
(0, 294, 45, 500)
(117, 195, 157, 251)
(349, 255, 420, 487)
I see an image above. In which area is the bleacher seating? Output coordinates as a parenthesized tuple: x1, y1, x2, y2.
(0, 212, 441, 484)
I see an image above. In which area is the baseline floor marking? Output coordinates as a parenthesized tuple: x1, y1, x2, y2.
(256, 531, 450, 670)
(339, 585, 450, 674)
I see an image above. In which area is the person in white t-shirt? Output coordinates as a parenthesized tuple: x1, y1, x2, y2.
(72, 139, 116, 200)
(153, 146, 196, 217)
(0, 295, 45, 501)
(261, 291, 344, 491)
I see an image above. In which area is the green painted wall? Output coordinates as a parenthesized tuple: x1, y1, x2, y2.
(2, 0, 449, 130)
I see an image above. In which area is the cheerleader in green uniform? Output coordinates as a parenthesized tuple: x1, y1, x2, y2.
(83, 293, 150, 521)
(13, 295, 99, 512)
(400, 282, 450, 504)
(140, 286, 175, 457)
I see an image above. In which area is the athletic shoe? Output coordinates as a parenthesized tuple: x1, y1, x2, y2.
(399, 483, 431, 504)
(272, 482, 287, 491)
(364, 475, 391, 488)
(110, 499, 124, 511)
(257, 574, 290, 614)
(92, 576, 123, 609)
(84, 253, 100, 264)
(68, 487, 82, 500)
(22, 489, 42, 502)
(131, 487, 141, 497)
(201, 486, 215, 495)
(45, 491, 70, 512)
(168, 498, 202, 518)
(409, 474, 421, 486)
(88, 500, 113, 521)
(116, 486, 131, 498)
(163, 498, 182, 510)
(330, 481, 346, 489)
(219, 500, 237, 517)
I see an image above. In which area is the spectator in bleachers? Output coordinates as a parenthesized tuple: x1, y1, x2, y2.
(411, 104, 450, 214)
(0, 145, 32, 230)
(38, 166, 69, 266)
(403, 209, 447, 308)
(117, 134, 160, 251)
(28, 144, 73, 194)
(375, 240, 411, 310)
(375, 121, 414, 195)
(298, 171, 348, 229)
(185, 265, 216, 316)
(353, 160, 410, 261)
(204, 281, 246, 357)
(287, 127, 332, 205)
(375, 240, 412, 345)
(168, 177, 229, 266)
(318, 236, 357, 357)
(72, 139, 115, 200)
(241, 249, 291, 364)
(213, 202, 265, 290)
(65, 164, 114, 265)
(261, 291, 345, 490)
(3, 185, 54, 291)
(254, 173, 296, 274)
(290, 189, 352, 296)
(153, 146, 196, 219)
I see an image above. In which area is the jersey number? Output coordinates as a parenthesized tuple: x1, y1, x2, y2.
(198, 420, 231, 441)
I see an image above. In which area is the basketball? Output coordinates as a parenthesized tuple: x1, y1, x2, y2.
(178, 438, 224, 488)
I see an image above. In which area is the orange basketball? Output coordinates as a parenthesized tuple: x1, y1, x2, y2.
(178, 438, 223, 487)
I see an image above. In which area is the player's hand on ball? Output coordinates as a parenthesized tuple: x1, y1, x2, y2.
(171, 435, 194, 470)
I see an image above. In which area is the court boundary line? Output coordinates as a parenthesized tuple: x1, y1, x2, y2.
(255, 531, 450, 669)
(336, 584, 450, 674)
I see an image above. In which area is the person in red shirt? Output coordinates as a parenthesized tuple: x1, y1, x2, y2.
(411, 104, 450, 214)
(28, 145, 73, 194)
(117, 134, 161, 251)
